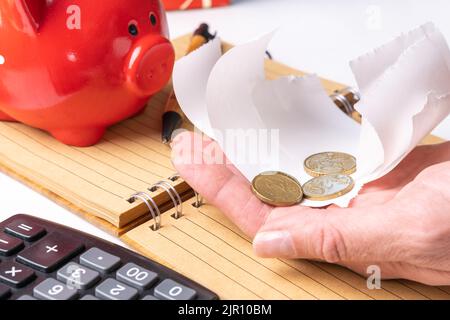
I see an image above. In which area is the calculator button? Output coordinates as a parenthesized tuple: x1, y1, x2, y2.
(0, 233, 24, 256)
(17, 232, 84, 272)
(95, 278, 138, 300)
(154, 279, 197, 300)
(0, 261, 35, 288)
(116, 263, 158, 290)
(142, 295, 159, 300)
(17, 295, 37, 300)
(57, 262, 100, 290)
(80, 295, 99, 300)
(5, 219, 46, 241)
(33, 278, 78, 300)
(0, 283, 11, 300)
(80, 248, 121, 273)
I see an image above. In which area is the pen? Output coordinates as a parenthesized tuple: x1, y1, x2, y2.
(162, 23, 216, 144)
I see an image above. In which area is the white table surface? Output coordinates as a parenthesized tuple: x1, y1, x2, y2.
(1, 0, 449, 248)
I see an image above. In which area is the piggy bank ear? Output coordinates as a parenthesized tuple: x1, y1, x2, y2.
(15, 0, 47, 33)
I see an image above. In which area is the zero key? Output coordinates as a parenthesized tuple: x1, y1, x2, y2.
(5, 219, 46, 241)
(17, 232, 84, 272)
(154, 279, 197, 300)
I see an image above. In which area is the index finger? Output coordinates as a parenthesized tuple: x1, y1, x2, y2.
(171, 131, 273, 237)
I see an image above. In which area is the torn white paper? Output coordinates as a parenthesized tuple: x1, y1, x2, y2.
(173, 22, 450, 207)
(173, 37, 222, 138)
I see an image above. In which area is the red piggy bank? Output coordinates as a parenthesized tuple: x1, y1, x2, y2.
(0, 0, 175, 146)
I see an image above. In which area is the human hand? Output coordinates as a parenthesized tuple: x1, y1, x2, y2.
(172, 132, 450, 285)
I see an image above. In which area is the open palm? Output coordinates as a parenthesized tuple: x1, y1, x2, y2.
(172, 132, 450, 285)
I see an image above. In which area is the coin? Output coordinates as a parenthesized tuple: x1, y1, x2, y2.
(303, 174, 354, 201)
(252, 171, 303, 207)
(304, 152, 356, 177)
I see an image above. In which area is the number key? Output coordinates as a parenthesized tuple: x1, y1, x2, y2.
(95, 279, 138, 300)
(154, 279, 197, 300)
(33, 278, 78, 300)
(57, 262, 100, 290)
(116, 263, 158, 290)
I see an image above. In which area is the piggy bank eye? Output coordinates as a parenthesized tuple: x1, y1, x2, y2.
(149, 12, 157, 26)
(128, 22, 139, 36)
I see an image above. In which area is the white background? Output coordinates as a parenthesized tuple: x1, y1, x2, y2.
(0, 0, 449, 245)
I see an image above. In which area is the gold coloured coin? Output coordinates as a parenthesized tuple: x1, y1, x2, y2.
(303, 174, 354, 201)
(252, 171, 303, 207)
(304, 152, 356, 177)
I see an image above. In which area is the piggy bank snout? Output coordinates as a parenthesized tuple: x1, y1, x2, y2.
(126, 36, 175, 97)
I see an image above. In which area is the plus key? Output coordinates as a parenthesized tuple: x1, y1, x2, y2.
(17, 232, 84, 273)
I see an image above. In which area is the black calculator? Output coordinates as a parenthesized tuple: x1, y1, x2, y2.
(0, 214, 218, 300)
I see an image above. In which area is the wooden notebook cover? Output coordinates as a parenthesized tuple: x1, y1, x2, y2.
(122, 197, 450, 300)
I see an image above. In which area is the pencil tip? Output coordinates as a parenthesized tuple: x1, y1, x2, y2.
(162, 111, 183, 146)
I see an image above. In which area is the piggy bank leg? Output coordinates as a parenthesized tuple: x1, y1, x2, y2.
(0, 110, 17, 122)
(50, 127, 106, 147)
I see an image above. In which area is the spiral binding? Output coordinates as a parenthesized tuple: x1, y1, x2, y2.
(129, 174, 184, 231)
(167, 173, 205, 210)
(331, 93, 354, 115)
(149, 180, 183, 220)
(346, 87, 361, 102)
(331, 87, 360, 116)
(129, 192, 161, 231)
(193, 191, 204, 208)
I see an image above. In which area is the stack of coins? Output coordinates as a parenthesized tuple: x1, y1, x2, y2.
(302, 152, 356, 201)
(252, 152, 356, 207)
(251, 152, 357, 206)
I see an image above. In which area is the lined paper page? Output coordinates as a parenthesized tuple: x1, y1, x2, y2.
(0, 88, 185, 227)
(122, 198, 450, 300)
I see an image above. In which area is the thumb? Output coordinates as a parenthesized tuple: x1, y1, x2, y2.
(253, 203, 409, 264)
